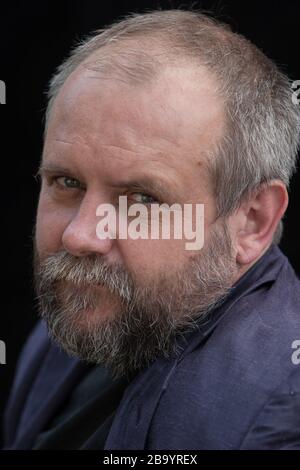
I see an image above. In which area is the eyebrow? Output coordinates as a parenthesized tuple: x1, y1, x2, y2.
(36, 163, 75, 178)
(36, 163, 177, 200)
(109, 176, 175, 200)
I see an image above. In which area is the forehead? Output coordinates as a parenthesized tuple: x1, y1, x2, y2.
(44, 61, 224, 188)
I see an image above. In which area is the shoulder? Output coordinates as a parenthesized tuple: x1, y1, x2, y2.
(14, 320, 51, 376)
(240, 366, 300, 449)
(147, 255, 300, 449)
(3, 320, 50, 446)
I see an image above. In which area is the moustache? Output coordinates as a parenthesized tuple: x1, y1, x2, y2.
(35, 251, 134, 302)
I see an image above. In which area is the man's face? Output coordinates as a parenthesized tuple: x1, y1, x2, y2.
(34, 61, 238, 378)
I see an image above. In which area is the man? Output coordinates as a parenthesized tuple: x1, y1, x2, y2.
(3, 9, 300, 449)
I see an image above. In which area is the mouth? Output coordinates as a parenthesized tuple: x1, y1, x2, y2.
(57, 278, 126, 305)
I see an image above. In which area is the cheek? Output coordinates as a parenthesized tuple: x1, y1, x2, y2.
(117, 237, 188, 283)
(35, 193, 72, 258)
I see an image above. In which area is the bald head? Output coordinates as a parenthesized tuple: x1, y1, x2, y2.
(44, 9, 300, 241)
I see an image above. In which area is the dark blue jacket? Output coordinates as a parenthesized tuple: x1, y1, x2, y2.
(3, 244, 300, 449)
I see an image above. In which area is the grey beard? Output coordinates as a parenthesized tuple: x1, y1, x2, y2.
(34, 220, 238, 379)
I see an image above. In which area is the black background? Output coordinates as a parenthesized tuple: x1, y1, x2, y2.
(0, 0, 299, 446)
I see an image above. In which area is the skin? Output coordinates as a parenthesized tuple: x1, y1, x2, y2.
(36, 58, 289, 319)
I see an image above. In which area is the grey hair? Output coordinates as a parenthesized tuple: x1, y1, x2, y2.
(44, 9, 300, 245)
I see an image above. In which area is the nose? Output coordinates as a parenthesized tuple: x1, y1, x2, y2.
(61, 196, 114, 257)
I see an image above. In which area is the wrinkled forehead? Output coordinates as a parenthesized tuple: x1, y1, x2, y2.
(47, 56, 224, 147)
(43, 60, 225, 203)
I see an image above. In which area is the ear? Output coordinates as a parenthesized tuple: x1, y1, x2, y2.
(231, 180, 288, 265)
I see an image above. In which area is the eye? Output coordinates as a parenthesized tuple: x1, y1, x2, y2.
(128, 192, 159, 205)
(53, 176, 82, 190)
